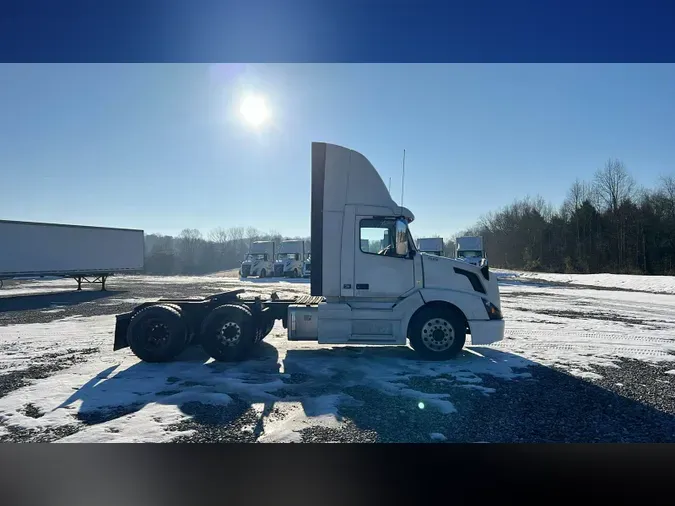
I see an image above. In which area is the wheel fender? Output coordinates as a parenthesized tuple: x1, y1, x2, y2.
(417, 288, 487, 321)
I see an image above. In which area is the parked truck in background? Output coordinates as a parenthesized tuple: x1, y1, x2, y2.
(456, 236, 486, 266)
(417, 237, 445, 256)
(274, 240, 309, 278)
(239, 241, 275, 278)
(113, 142, 504, 363)
(0, 220, 144, 290)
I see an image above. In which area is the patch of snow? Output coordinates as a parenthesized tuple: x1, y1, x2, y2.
(430, 432, 447, 441)
(568, 369, 604, 380)
(665, 370, 675, 376)
(492, 279, 675, 378)
(499, 269, 675, 295)
(0, 313, 535, 442)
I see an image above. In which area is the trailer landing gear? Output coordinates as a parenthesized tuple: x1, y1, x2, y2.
(74, 274, 109, 291)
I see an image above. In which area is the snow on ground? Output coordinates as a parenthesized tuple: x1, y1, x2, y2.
(496, 269, 675, 295)
(1, 269, 675, 442)
(495, 282, 675, 375)
(0, 314, 532, 442)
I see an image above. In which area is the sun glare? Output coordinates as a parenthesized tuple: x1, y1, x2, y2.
(239, 94, 270, 127)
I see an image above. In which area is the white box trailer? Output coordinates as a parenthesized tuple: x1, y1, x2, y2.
(0, 220, 144, 290)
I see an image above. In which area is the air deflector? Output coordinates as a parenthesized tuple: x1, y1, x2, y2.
(310, 142, 326, 296)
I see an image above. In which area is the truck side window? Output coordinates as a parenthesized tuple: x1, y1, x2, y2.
(359, 218, 400, 257)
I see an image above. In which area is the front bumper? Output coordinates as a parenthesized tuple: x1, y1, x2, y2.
(467, 319, 505, 345)
(113, 312, 132, 350)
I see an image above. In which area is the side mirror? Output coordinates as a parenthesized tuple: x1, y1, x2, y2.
(394, 219, 409, 257)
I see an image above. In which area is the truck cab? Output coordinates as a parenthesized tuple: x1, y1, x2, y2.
(456, 236, 486, 267)
(298, 142, 504, 358)
(240, 241, 275, 278)
(417, 237, 445, 256)
(274, 240, 308, 278)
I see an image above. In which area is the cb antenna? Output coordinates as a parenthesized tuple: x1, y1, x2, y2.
(388, 177, 392, 195)
(400, 149, 406, 216)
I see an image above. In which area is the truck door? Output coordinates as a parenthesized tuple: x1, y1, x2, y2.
(354, 217, 415, 299)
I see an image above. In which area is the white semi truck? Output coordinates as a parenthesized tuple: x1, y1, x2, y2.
(456, 236, 486, 266)
(113, 142, 504, 362)
(0, 220, 144, 290)
(239, 241, 275, 278)
(417, 237, 445, 256)
(274, 240, 309, 278)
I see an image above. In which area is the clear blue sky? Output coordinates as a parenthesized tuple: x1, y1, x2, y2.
(2, 64, 675, 240)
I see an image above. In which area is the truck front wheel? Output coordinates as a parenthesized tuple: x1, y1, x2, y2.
(408, 306, 466, 360)
(127, 304, 188, 362)
(200, 304, 255, 362)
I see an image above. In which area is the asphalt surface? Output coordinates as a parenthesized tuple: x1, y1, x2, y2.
(1, 274, 675, 443)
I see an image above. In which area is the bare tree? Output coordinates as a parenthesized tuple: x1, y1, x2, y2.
(563, 178, 591, 216)
(208, 227, 229, 244)
(659, 174, 675, 219)
(245, 227, 260, 245)
(178, 228, 203, 273)
(594, 158, 636, 214)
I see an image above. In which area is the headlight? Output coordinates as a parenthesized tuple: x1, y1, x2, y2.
(482, 298, 502, 320)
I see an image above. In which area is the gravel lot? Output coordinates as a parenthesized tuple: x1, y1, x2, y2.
(1, 273, 674, 442)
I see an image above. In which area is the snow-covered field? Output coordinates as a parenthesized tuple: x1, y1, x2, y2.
(1, 270, 674, 443)
(496, 268, 675, 295)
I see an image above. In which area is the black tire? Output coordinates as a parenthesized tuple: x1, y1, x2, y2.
(200, 304, 255, 362)
(259, 269, 266, 278)
(127, 304, 188, 363)
(263, 318, 274, 338)
(408, 306, 466, 360)
(256, 317, 274, 342)
(293, 268, 300, 278)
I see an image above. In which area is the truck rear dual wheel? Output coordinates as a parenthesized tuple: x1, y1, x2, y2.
(200, 304, 256, 362)
(127, 304, 189, 363)
(408, 306, 466, 360)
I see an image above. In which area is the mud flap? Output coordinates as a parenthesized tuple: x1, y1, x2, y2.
(113, 312, 132, 350)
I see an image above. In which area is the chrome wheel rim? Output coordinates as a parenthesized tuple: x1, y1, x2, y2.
(421, 318, 455, 352)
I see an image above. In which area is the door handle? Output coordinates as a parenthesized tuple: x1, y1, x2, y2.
(356, 284, 369, 290)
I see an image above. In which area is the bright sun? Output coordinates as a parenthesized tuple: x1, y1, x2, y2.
(239, 94, 270, 127)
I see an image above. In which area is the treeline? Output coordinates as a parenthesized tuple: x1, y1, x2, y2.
(460, 159, 675, 275)
(143, 158, 675, 277)
(144, 227, 309, 275)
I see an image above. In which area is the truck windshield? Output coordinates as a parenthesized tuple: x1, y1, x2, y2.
(276, 253, 298, 260)
(246, 254, 266, 261)
(457, 250, 482, 258)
